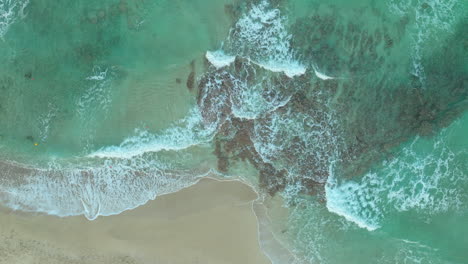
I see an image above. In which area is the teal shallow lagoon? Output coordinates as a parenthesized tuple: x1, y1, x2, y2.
(1, 0, 231, 158)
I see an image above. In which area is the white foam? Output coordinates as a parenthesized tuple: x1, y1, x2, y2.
(325, 202, 379, 231)
(230, 73, 292, 120)
(226, 0, 306, 78)
(0, 157, 206, 220)
(325, 129, 467, 231)
(0, 0, 29, 38)
(314, 69, 334, 80)
(312, 65, 335, 80)
(325, 176, 381, 231)
(384, 136, 465, 212)
(388, 0, 459, 37)
(399, 239, 433, 250)
(77, 66, 114, 119)
(252, 103, 341, 185)
(85, 66, 109, 81)
(38, 103, 58, 142)
(89, 107, 216, 159)
(255, 60, 307, 78)
(205, 50, 235, 69)
(388, 0, 461, 85)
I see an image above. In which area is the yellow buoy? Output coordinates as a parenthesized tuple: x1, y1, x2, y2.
(34, 143, 39, 146)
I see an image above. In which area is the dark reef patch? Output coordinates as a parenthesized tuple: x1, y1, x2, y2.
(186, 71, 195, 91)
(186, 60, 196, 91)
(193, 4, 467, 200)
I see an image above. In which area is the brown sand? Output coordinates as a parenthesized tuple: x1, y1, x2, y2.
(0, 178, 271, 264)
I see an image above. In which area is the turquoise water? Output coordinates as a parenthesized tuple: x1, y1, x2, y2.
(1, 0, 233, 158)
(1, 0, 467, 263)
(289, 112, 468, 264)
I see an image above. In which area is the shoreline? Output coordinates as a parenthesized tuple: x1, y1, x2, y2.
(0, 177, 272, 264)
(205, 176, 297, 264)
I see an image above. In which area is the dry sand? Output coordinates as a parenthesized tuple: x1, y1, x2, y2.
(0, 178, 271, 264)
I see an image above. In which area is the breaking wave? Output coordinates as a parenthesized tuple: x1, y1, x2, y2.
(1, 3, 466, 264)
(224, 0, 306, 77)
(0, 156, 210, 220)
(205, 50, 235, 69)
(90, 107, 217, 159)
(0, 0, 310, 221)
(325, 119, 468, 231)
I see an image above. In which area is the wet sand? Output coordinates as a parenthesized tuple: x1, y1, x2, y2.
(0, 178, 271, 264)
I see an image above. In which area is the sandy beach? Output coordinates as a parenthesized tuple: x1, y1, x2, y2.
(0, 178, 271, 264)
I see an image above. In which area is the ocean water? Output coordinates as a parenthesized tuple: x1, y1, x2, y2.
(1, 0, 467, 263)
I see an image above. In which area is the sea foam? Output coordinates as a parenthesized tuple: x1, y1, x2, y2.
(388, 0, 461, 85)
(312, 65, 335, 80)
(230, 72, 292, 120)
(0, 0, 29, 38)
(205, 50, 235, 69)
(90, 107, 216, 159)
(325, 129, 467, 231)
(77, 66, 114, 118)
(325, 175, 381, 231)
(0, 64, 219, 220)
(0, 157, 208, 220)
(225, 0, 306, 78)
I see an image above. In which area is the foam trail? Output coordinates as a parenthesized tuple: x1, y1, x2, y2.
(77, 66, 114, 118)
(205, 50, 236, 69)
(314, 70, 334, 80)
(37, 103, 58, 142)
(90, 107, 217, 159)
(388, 0, 460, 85)
(312, 65, 335, 80)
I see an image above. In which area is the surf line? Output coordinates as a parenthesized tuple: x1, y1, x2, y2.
(205, 50, 307, 78)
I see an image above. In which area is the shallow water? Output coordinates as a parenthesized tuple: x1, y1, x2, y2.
(1, 0, 467, 263)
